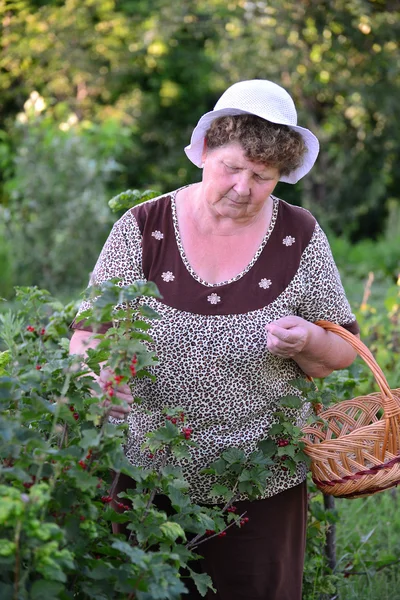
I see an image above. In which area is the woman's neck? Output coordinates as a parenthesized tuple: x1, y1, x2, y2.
(177, 183, 273, 237)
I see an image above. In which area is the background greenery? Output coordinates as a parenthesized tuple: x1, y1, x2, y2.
(0, 1, 399, 598)
(0, 0, 399, 299)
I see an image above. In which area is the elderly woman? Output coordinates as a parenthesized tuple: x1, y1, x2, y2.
(70, 80, 359, 600)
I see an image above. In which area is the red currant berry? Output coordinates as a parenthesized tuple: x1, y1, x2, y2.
(101, 495, 113, 503)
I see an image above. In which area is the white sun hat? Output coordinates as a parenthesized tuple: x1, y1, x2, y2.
(184, 79, 320, 184)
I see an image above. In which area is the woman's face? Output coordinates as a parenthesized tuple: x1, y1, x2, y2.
(200, 142, 280, 222)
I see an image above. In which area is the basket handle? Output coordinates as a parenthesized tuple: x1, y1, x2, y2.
(314, 320, 395, 411)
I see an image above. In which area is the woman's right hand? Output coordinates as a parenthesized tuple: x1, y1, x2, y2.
(96, 367, 134, 420)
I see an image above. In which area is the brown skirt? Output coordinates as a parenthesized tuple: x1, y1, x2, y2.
(112, 474, 307, 600)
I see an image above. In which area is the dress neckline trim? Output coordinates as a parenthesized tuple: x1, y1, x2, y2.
(170, 190, 280, 288)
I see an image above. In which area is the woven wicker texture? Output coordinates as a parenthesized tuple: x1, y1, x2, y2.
(301, 320, 400, 498)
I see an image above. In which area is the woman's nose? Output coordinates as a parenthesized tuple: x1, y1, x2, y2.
(233, 172, 251, 196)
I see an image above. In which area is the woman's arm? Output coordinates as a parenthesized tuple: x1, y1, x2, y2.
(69, 329, 133, 419)
(265, 316, 358, 378)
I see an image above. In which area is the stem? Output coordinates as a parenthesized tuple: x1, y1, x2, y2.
(58, 422, 68, 448)
(186, 511, 247, 551)
(185, 481, 241, 550)
(109, 471, 120, 499)
(221, 488, 240, 513)
(128, 448, 170, 546)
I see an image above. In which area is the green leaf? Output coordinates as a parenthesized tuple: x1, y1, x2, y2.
(86, 348, 109, 375)
(278, 394, 304, 408)
(167, 487, 191, 510)
(360, 528, 376, 544)
(221, 447, 246, 465)
(195, 511, 215, 532)
(209, 484, 232, 499)
(171, 445, 192, 460)
(111, 540, 148, 567)
(267, 424, 284, 437)
(139, 304, 162, 319)
(159, 521, 186, 542)
(80, 428, 102, 450)
(206, 457, 227, 476)
(30, 580, 64, 600)
(150, 420, 180, 443)
(187, 569, 215, 597)
(249, 449, 274, 466)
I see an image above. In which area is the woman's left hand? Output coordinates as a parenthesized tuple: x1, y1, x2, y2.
(265, 316, 312, 358)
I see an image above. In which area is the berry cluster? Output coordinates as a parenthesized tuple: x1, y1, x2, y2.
(165, 411, 185, 425)
(26, 325, 46, 335)
(104, 380, 115, 398)
(69, 405, 79, 421)
(23, 475, 36, 489)
(182, 427, 193, 440)
(114, 501, 131, 512)
(129, 355, 138, 377)
(78, 449, 95, 471)
(277, 438, 290, 447)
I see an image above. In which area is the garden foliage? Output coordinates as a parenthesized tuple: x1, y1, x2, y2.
(0, 282, 320, 599)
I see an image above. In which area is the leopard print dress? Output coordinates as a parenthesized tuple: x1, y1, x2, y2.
(73, 189, 358, 503)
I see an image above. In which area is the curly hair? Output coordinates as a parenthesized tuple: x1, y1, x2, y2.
(205, 114, 307, 176)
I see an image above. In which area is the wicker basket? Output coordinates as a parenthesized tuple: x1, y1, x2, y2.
(301, 320, 400, 499)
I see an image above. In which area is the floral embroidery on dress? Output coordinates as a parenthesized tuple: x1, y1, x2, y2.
(259, 278, 272, 289)
(161, 271, 175, 282)
(207, 293, 221, 305)
(282, 235, 296, 247)
(152, 230, 164, 240)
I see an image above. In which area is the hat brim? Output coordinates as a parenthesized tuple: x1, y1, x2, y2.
(184, 108, 319, 184)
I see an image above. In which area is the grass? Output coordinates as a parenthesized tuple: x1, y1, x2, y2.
(329, 489, 400, 599)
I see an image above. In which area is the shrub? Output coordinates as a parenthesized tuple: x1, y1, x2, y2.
(2, 284, 307, 599)
(2, 112, 131, 297)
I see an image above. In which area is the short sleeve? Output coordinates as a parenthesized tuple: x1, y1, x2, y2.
(71, 211, 144, 331)
(297, 223, 359, 334)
